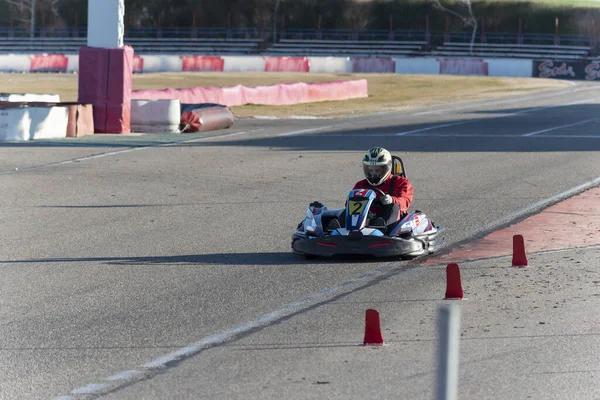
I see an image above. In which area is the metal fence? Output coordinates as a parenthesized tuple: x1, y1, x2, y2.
(0, 26, 595, 49)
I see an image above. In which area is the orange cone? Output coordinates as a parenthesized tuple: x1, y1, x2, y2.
(445, 263, 464, 300)
(363, 309, 384, 346)
(512, 234, 528, 267)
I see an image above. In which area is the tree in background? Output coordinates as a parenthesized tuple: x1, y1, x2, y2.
(430, 0, 477, 50)
(3, 0, 61, 37)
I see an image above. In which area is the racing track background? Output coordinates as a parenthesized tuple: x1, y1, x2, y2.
(1, 82, 600, 399)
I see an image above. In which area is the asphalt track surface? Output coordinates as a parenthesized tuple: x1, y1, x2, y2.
(1, 82, 599, 399)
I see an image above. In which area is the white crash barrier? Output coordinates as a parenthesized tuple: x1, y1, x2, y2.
(394, 57, 440, 74)
(307, 57, 351, 73)
(141, 55, 184, 73)
(66, 54, 79, 73)
(485, 58, 533, 77)
(0, 93, 61, 102)
(130, 99, 181, 133)
(0, 106, 68, 141)
(222, 56, 266, 72)
(29, 106, 69, 139)
(0, 54, 31, 72)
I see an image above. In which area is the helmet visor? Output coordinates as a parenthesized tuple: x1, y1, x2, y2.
(363, 164, 389, 184)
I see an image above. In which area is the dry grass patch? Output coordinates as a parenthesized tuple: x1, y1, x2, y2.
(0, 72, 568, 118)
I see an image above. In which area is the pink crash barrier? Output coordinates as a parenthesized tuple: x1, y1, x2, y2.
(133, 55, 144, 74)
(180, 106, 235, 133)
(181, 56, 225, 72)
(351, 57, 395, 73)
(78, 45, 134, 133)
(439, 59, 489, 76)
(30, 54, 68, 72)
(131, 80, 368, 106)
(264, 56, 309, 72)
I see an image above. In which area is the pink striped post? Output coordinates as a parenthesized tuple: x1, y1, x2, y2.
(192, 12, 197, 38)
(318, 14, 322, 40)
(518, 17, 523, 45)
(425, 14, 430, 50)
(480, 16, 485, 43)
(157, 14, 162, 38)
(592, 19, 597, 57)
(227, 13, 231, 40)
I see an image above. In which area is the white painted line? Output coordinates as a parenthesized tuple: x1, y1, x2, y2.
(278, 126, 335, 137)
(393, 96, 600, 137)
(395, 122, 467, 136)
(521, 119, 598, 136)
(537, 134, 600, 139)
(314, 133, 600, 139)
(56, 174, 600, 399)
(409, 85, 598, 117)
(105, 370, 143, 381)
(277, 85, 600, 137)
(71, 383, 112, 394)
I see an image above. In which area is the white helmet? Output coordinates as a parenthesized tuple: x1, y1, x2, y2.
(362, 147, 392, 186)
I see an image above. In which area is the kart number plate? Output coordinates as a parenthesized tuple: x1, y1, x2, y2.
(349, 200, 367, 215)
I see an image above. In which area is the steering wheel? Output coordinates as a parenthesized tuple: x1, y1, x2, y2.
(370, 187, 386, 207)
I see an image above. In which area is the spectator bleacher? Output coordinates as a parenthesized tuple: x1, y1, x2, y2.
(265, 39, 427, 57)
(431, 42, 592, 60)
(0, 37, 262, 55)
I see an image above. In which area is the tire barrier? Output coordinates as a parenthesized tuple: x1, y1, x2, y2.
(394, 58, 440, 74)
(485, 58, 532, 77)
(307, 57, 351, 73)
(181, 56, 225, 72)
(179, 104, 235, 133)
(130, 99, 181, 133)
(133, 55, 144, 74)
(139, 55, 184, 73)
(0, 53, 542, 78)
(29, 54, 69, 73)
(351, 57, 396, 73)
(222, 56, 266, 72)
(439, 58, 489, 76)
(264, 56, 310, 72)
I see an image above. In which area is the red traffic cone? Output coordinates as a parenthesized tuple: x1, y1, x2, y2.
(363, 309, 384, 346)
(512, 234, 528, 267)
(445, 263, 464, 300)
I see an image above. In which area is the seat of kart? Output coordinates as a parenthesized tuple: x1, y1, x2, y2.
(391, 155, 406, 178)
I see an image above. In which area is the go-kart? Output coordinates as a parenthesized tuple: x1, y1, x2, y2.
(291, 156, 442, 259)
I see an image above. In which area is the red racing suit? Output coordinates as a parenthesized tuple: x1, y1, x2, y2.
(353, 174, 414, 220)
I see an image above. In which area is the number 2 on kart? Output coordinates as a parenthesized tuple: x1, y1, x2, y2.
(350, 200, 366, 215)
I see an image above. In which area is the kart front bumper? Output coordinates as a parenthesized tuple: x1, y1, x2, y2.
(292, 233, 426, 258)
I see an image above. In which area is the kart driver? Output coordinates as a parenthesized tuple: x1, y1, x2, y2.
(355, 147, 413, 226)
(329, 147, 413, 229)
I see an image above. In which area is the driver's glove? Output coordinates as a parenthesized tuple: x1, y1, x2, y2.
(380, 194, 393, 205)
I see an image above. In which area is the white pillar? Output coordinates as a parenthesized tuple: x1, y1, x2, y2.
(436, 304, 461, 400)
(87, 0, 124, 48)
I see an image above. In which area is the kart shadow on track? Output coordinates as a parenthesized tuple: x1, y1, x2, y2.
(0, 252, 400, 266)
